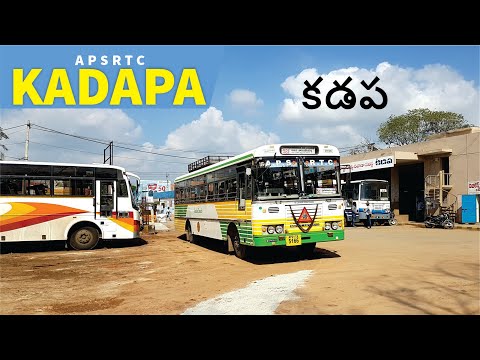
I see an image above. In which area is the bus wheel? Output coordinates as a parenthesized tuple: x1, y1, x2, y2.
(299, 243, 316, 259)
(228, 230, 247, 260)
(69, 227, 99, 250)
(186, 223, 197, 244)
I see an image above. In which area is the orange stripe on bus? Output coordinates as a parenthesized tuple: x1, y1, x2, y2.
(0, 202, 87, 232)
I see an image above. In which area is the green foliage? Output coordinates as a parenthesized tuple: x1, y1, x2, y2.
(377, 108, 471, 146)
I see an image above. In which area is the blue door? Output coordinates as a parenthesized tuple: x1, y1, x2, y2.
(461, 195, 477, 223)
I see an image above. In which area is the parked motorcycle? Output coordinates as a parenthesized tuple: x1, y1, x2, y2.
(388, 211, 398, 226)
(424, 213, 454, 229)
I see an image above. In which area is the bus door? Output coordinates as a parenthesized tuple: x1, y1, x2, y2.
(95, 180, 117, 235)
(237, 167, 251, 211)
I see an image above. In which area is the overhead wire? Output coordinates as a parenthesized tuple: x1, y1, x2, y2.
(25, 141, 191, 165)
(0, 124, 26, 131)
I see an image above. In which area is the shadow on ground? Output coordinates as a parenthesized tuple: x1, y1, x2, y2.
(366, 261, 480, 315)
(0, 238, 148, 254)
(177, 234, 340, 264)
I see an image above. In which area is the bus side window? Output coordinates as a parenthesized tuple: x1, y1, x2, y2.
(76, 179, 94, 196)
(54, 179, 72, 196)
(27, 179, 51, 196)
(218, 181, 225, 200)
(207, 183, 214, 201)
(227, 179, 237, 200)
(118, 180, 128, 197)
(0, 178, 22, 195)
(199, 185, 205, 202)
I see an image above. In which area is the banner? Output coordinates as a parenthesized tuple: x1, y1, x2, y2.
(340, 156, 395, 174)
(468, 180, 480, 195)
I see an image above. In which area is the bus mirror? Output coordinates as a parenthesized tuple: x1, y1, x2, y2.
(246, 168, 251, 176)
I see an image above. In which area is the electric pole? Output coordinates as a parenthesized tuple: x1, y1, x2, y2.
(24, 121, 31, 160)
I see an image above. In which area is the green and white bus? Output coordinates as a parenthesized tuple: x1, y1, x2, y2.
(174, 144, 345, 259)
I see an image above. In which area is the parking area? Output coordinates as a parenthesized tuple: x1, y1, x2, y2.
(0, 224, 478, 314)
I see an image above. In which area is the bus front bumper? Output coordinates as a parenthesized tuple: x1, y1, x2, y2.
(252, 230, 344, 247)
(371, 214, 390, 220)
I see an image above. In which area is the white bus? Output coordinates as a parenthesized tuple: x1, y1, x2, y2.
(174, 144, 345, 260)
(0, 161, 141, 250)
(341, 179, 391, 225)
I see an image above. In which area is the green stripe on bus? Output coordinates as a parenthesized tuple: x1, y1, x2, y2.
(220, 222, 228, 240)
(174, 153, 254, 182)
(175, 205, 187, 217)
(219, 221, 252, 241)
(252, 230, 344, 247)
(238, 222, 253, 244)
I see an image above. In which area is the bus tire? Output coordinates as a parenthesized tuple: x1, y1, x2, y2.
(69, 227, 99, 250)
(186, 223, 197, 244)
(299, 243, 316, 259)
(228, 229, 247, 260)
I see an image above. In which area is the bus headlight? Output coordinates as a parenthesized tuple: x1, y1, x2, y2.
(324, 222, 331, 230)
(275, 225, 284, 234)
(331, 222, 338, 230)
(267, 226, 275, 234)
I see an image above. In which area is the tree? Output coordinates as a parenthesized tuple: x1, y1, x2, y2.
(377, 108, 472, 147)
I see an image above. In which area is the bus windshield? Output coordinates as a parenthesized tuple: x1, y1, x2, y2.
(360, 181, 389, 201)
(254, 157, 340, 200)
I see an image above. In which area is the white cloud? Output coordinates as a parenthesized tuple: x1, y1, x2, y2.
(0, 107, 280, 180)
(166, 107, 279, 153)
(227, 89, 264, 115)
(0, 109, 142, 164)
(123, 107, 279, 179)
(279, 62, 480, 146)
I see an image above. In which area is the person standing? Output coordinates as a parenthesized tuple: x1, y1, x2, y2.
(351, 201, 358, 227)
(364, 201, 372, 229)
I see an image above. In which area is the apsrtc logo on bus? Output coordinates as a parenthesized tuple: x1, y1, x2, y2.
(298, 207, 313, 223)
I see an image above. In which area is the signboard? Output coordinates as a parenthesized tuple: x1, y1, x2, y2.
(341, 156, 395, 174)
(468, 180, 480, 194)
(140, 179, 172, 203)
(140, 180, 171, 193)
(280, 146, 317, 155)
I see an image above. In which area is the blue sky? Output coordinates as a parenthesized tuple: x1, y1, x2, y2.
(1, 45, 479, 179)
(124, 45, 479, 147)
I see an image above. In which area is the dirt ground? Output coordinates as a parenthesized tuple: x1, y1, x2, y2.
(0, 222, 478, 315)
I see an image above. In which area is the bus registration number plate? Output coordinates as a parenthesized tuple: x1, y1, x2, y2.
(286, 235, 301, 246)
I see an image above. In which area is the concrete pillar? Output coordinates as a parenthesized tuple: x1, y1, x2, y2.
(391, 166, 399, 213)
